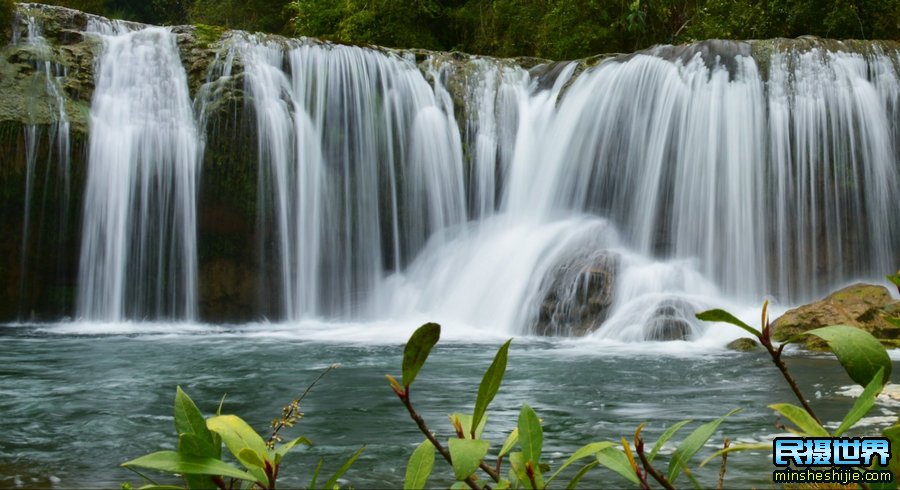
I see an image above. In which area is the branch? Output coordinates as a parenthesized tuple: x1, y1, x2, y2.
(398, 387, 482, 490)
(760, 335, 821, 424)
(635, 435, 675, 490)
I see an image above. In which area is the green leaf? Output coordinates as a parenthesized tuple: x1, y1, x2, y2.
(509, 452, 534, 490)
(887, 272, 900, 289)
(450, 482, 469, 490)
(309, 458, 324, 490)
(404, 439, 435, 490)
(402, 323, 441, 386)
(178, 433, 216, 459)
(518, 404, 543, 465)
(594, 447, 640, 485)
(472, 339, 512, 438)
(495, 479, 512, 490)
(122, 451, 258, 482)
(649, 419, 692, 463)
(667, 408, 740, 483)
(565, 461, 599, 490)
(449, 413, 488, 440)
(498, 428, 519, 458)
(699, 443, 772, 467)
(323, 445, 365, 490)
(273, 436, 313, 465)
(238, 448, 265, 468)
(448, 438, 490, 481)
(136, 486, 185, 490)
(546, 441, 616, 485)
(805, 325, 892, 387)
(174, 387, 213, 443)
(834, 368, 884, 436)
(695, 309, 761, 337)
(207, 414, 269, 485)
(769, 404, 829, 436)
(216, 393, 227, 416)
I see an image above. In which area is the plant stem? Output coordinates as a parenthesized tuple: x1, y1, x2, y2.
(268, 363, 340, 446)
(761, 337, 821, 424)
(716, 438, 730, 490)
(399, 387, 482, 490)
(635, 438, 675, 490)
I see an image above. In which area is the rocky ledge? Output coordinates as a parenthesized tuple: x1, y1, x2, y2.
(772, 283, 900, 350)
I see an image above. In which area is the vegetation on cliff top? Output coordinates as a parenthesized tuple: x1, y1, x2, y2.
(33, 0, 900, 59)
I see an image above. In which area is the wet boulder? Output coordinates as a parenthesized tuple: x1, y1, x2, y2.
(772, 283, 900, 350)
(643, 298, 696, 341)
(534, 251, 618, 336)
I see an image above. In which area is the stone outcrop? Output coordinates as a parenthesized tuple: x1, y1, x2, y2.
(772, 283, 900, 349)
(534, 251, 618, 336)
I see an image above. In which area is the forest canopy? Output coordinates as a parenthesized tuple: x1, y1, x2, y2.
(37, 0, 900, 59)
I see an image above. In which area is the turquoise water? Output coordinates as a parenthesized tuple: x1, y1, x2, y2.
(0, 323, 894, 488)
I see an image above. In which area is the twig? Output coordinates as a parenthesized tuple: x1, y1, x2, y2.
(717, 438, 730, 490)
(635, 434, 675, 490)
(759, 334, 821, 424)
(268, 363, 340, 446)
(398, 387, 482, 490)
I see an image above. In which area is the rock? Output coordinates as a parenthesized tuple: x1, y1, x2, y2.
(772, 283, 900, 350)
(643, 298, 695, 341)
(727, 337, 760, 352)
(534, 251, 618, 336)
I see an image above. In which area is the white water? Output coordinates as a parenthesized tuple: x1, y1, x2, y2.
(194, 39, 900, 341)
(76, 22, 199, 321)
(27, 22, 893, 341)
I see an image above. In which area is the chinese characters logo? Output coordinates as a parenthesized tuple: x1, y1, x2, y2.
(772, 437, 893, 485)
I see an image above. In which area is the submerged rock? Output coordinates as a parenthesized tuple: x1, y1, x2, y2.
(772, 283, 900, 350)
(727, 337, 760, 352)
(534, 251, 618, 336)
(643, 298, 696, 341)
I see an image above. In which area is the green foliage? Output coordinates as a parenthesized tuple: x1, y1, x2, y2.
(29, 0, 900, 58)
(389, 323, 743, 489)
(401, 321, 440, 386)
(768, 403, 830, 436)
(405, 440, 436, 490)
(835, 368, 884, 436)
(0, 0, 14, 41)
(698, 301, 898, 484)
(472, 339, 511, 438)
(804, 324, 893, 387)
(123, 384, 361, 489)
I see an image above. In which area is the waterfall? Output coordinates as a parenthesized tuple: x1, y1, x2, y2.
(76, 23, 199, 321)
(15, 14, 71, 319)
(12, 14, 885, 338)
(228, 37, 468, 320)
(387, 43, 900, 338)
(204, 37, 899, 338)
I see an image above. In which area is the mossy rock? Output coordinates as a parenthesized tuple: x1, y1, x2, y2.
(726, 337, 760, 352)
(772, 283, 900, 350)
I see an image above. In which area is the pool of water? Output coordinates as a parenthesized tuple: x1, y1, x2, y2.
(1, 322, 897, 488)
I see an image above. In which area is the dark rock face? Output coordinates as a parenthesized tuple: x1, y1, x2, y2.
(772, 283, 900, 349)
(643, 298, 695, 341)
(534, 251, 618, 336)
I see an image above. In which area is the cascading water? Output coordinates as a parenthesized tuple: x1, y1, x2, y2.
(76, 21, 199, 321)
(14, 13, 71, 319)
(213, 37, 899, 340)
(228, 37, 469, 320)
(11, 11, 888, 339)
